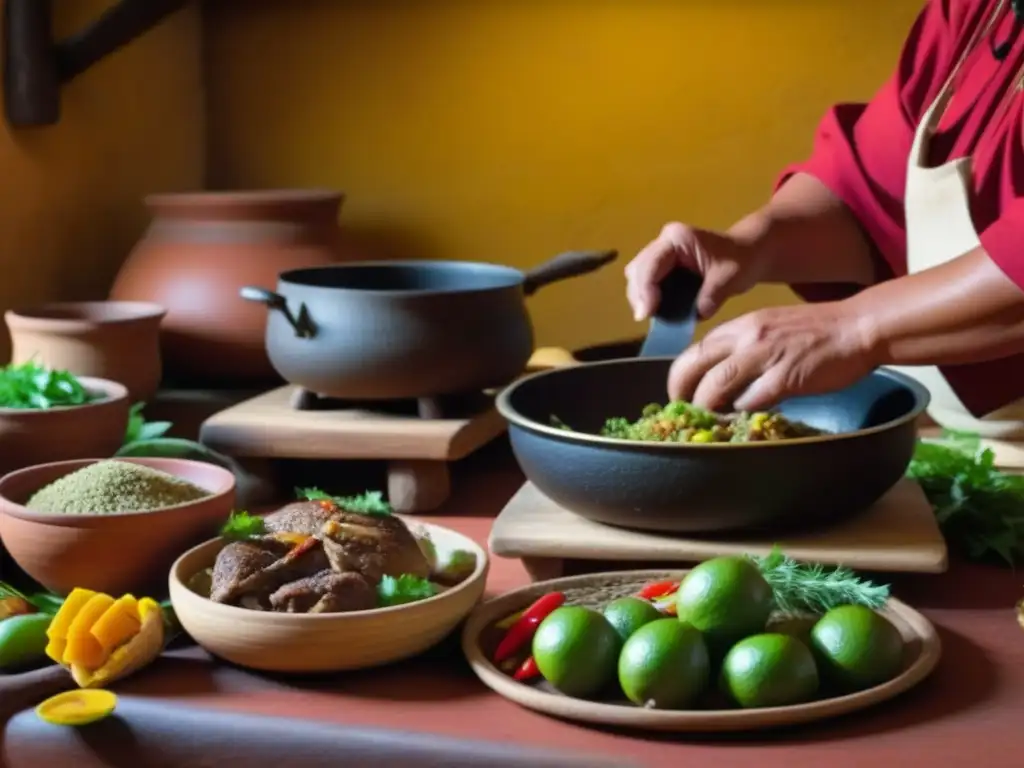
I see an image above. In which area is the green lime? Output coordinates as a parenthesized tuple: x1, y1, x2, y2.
(720, 633, 819, 708)
(810, 605, 904, 691)
(675, 556, 774, 649)
(532, 606, 622, 699)
(618, 618, 710, 709)
(603, 597, 663, 641)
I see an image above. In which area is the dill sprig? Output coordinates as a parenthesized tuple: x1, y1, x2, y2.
(747, 547, 891, 615)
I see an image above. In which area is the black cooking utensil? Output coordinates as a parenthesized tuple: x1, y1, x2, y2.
(639, 269, 702, 358)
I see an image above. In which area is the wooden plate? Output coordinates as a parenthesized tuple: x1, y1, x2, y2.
(461, 569, 941, 732)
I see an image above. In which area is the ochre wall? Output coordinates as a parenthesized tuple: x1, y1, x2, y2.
(0, 0, 204, 359)
(205, 0, 921, 351)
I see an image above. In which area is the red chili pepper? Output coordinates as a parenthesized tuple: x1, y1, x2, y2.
(493, 591, 565, 663)
(636, 580, 679, 601)
(281, 535, 319, 563)
(513, 655, 540, 682)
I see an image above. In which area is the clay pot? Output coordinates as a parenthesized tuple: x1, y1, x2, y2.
(5, 302, 165, 403)
(0, 458, 236, 596)
(109, 189, 344, 387)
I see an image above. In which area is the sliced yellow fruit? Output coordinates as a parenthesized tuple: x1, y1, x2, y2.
(70, 603, 165, 689)
(46, 588, 97, 643)
(137, 597, 162, 620)
(36, 689, 118, 726)
(61, 593, 116, 670)
(44, 637, 67, 664)
(90, 595, 141, 653)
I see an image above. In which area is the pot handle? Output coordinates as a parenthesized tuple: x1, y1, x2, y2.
(521, 249, 618, 297)
(239, 286, 316, 339)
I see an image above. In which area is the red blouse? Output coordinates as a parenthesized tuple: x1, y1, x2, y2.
(777, 0, 1024, 416)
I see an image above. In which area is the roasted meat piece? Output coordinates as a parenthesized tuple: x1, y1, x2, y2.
(262, 502, 336, 536)
(268, 570, 377, 614)
(209, 539, 289, 604)
(210, 536, 329, 606)
(320, 512, 430, 583)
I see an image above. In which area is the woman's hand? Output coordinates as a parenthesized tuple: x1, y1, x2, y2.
(624, 222, 768, 321)
(667, 301, 880, 412)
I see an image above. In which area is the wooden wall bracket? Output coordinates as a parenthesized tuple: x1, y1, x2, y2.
(3, 0, 190, 128)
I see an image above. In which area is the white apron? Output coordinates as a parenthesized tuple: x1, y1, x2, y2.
(888, 2, 1024, 438)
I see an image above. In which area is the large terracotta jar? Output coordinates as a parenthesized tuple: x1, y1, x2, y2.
(110, 189, 343, 387)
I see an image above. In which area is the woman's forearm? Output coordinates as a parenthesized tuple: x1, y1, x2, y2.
(849, 248, 1024, 367)
(728, 173, 880, 286)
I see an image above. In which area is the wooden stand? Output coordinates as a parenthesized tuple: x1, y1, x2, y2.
(490, 479, 949, 580)
(199, 387, 506, 514)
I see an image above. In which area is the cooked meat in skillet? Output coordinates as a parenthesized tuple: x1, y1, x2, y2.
(268, 570, 377, 614)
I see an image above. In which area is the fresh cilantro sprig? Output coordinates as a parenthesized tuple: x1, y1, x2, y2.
(296, 487, 392, 516)
(0, 362, 96, 409)
(220, 510, 267, 540)
(907, 430, 1024, 566)
(746, 547, 891, 615)
(376, 574, 439, 607)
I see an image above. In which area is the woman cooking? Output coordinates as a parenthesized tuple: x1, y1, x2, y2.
(625, 0, 1024, 437)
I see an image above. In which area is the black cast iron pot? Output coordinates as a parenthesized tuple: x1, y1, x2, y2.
(240, 250, 616, 400)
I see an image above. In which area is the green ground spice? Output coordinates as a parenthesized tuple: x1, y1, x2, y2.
(26, 460, 211, 514)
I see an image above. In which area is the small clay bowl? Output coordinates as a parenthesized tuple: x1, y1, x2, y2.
(0, 458, 236, 596)
(5, 302, 166, 403)
(169, 520, 489, 673)
(0, 377, 130, 477)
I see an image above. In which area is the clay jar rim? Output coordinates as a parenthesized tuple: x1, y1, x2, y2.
(144, 189, 345, 221)
(0, 376, 128, 416)
(5, 301, 167, 332)
(169, 522, 489, 621)
(0, 457, 237, 524)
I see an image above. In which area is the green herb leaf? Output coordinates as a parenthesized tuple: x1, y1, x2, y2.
(123, 402, 173, 447)
(376, 574, 439, 607)
(220, 510, 267, 540)
(0, 362, 95, 410)
(296, 487, 392, 516)
(0, 582, 64, 616)
(907, 431, 1024, 566)
(747, 547, 891, 615)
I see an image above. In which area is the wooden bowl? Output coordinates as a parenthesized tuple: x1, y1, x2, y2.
(169, 520, 489, 673)
(0, 458, 236, 596)
(0, 377, 130, 477)
(462, 569, 942, 732)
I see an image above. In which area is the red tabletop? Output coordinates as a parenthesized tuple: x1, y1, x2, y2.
(9, 445, 1024, 767)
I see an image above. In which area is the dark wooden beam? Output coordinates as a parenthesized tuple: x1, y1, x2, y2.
(3, 0, 190, 128)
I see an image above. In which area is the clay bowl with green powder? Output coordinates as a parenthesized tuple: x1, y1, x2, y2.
(0, 458, 235, 596)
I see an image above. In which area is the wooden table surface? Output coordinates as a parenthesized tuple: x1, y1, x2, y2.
(6, 440, 1024, 768)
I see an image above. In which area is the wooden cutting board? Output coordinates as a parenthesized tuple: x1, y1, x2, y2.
(489, 478, 949, 580)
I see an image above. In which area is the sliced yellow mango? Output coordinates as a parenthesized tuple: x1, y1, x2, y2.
(46, 588, 97, 642)
(70, 604, 165, 689)
(61, 593, 115, 670)
(90, 595, 141, 653)
(44, 637, 67, 664)
(137, 597, 162, 621)
(36, 689, 118, 726)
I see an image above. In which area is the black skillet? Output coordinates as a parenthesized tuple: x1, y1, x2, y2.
(497, 270, 930, 535)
